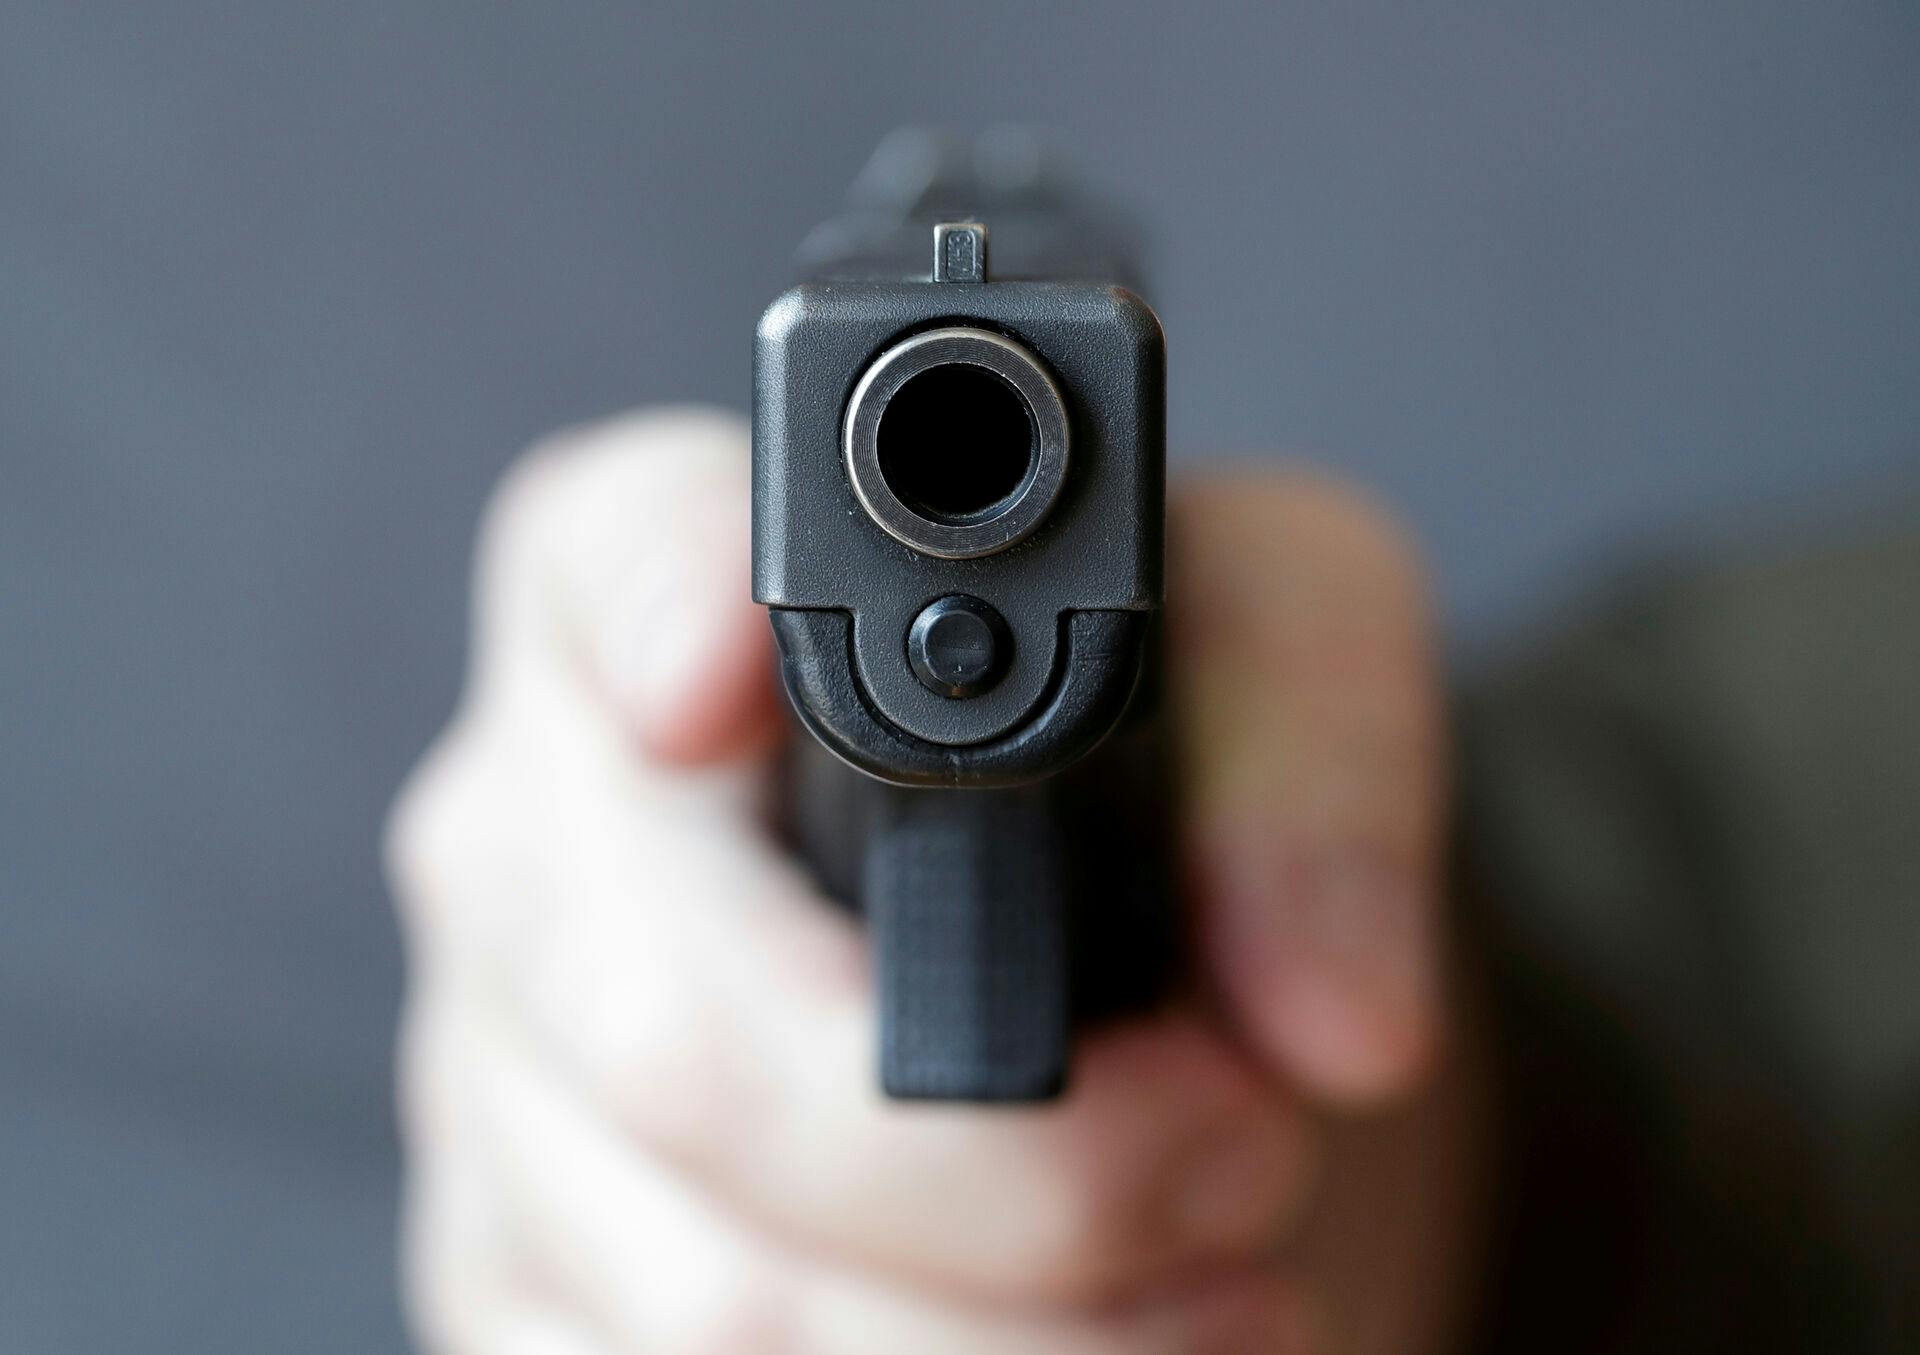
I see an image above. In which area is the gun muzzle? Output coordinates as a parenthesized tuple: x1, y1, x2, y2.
(843, 326, 1070, 561)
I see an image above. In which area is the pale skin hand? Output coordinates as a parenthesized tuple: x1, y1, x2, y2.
(386, 408, 1486, 1355)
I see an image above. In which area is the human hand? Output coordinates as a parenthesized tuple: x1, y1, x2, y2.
(386, 408, 1484, 1354)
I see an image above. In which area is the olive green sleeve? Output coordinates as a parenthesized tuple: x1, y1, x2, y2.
(1454, 511, 1920, 1353)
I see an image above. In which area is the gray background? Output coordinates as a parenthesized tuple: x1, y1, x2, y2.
(3, 2, 1916, 1350)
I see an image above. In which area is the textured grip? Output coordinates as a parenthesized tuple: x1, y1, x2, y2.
(782, 713, 1175, 1104)
(865, 789, 1068, 1100)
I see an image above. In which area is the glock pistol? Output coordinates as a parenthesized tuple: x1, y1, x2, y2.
(753, 133, 1173, 1101)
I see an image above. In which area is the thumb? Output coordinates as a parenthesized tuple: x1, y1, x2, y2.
(1171, 473, 1448, 1108)
(476, 406, 781, 766)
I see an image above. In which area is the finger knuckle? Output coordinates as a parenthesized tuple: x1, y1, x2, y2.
(675, 1275, 799, 1355)
(982, 1139, 1176, 1305)
(476, 408, 746, 601)
(480, 428, 581, 557)
(382, 726, 497, 939)
(970, 1025, 1296, 1305)
(398, 1194, 482, 1355)
(402, 1263, 464, 1355)
(526, 917, 740, 1156)
(392, 996, 467, 1151)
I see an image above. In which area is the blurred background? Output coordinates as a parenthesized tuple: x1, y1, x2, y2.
(3, 2, 1916, 1350)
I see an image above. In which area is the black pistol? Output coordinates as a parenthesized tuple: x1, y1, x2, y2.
(753, 133, 1172, 1102)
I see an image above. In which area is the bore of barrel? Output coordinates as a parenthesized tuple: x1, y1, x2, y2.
(877, 364, 1035, 525)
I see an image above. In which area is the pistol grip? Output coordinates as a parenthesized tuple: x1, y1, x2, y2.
(864, 788, 1069, 1101)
